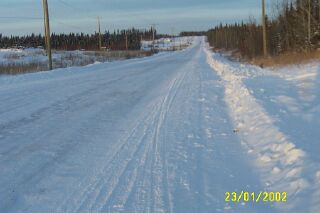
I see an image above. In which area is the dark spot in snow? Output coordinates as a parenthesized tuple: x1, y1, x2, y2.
(233, 129, 240, 133)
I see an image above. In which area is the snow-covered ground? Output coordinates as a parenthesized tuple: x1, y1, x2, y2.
(0, 48, 48, 64)
(141, 37, 193, 51)
(0, 48, 147, 72)
(0, 37, 319, 212)
(0, 48, 92, 64)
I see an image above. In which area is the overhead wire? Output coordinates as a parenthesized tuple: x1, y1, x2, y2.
(53, 21, 84, 31)
(0, 1, 154, 34)
(0, 16, 42, 20)
(52, 0, 95, 32)
(55, 0, 155, 29)
(55, 0, 96, 19)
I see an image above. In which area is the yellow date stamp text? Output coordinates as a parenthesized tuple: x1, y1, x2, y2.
(225, 191, 287, 203)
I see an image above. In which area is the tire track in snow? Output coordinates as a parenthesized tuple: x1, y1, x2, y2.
(94, 105, 160, 213)
(205, 48, 312, 210)
(90, 57, 188, 212)
(56, 47, 194, 213)
(100, 51, 191, 212)
(150, 62, 188, 213)
(57, 103, 160, 213)
(121, 50, 194, 213)
(128, 58, 190, 213)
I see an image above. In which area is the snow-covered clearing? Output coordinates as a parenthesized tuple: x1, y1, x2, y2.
(0, 48, 150, 75)
(141, 37, 192, 51)
(0, 37, 318, 212)
(0, 48, 83, 65)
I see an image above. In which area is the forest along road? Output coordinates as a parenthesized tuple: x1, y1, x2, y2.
(0, 37, 317, 213)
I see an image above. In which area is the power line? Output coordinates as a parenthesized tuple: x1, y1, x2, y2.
(51, 20, 84, 31)
(56, 0, 84, 12)
(0, 16, 42, 20)
(55, 0, 96, 19)
(54, 1, 155, 32)
(56, 0, 74, 8)
(57, 1, 154, 29)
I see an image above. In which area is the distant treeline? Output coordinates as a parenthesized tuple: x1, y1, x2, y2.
(207, 0, 320, 58)
(0, 28, 157, 51)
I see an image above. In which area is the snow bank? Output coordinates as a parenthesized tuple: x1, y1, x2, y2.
(205, 47, 312, 210)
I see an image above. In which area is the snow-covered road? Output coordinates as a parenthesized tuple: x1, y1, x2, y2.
(0, 37, 318, 213)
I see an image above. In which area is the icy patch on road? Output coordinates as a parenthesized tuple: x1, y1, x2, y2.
(205, 48, 311, 210)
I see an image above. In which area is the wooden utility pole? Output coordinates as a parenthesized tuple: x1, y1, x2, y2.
(151, 24, 156, 51)
(98, 16, 102, 50)
(308, 0, 311, 44)
(125, 31, 128, 51)
(262, 0, 268, 57)
(300, 0, 306, 38)
(42, 3, 47, 55)
(42, 0, 52, 70)
(171, 27, 175, 51)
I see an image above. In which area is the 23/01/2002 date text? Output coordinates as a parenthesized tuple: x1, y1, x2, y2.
(225, 191, 287, 203)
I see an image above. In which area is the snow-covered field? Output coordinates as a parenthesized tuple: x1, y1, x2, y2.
(0, 37, 319, 212)
(0, 48, 88, 65)
(0, 48, 150, 75)
(141, 37, 193, 51)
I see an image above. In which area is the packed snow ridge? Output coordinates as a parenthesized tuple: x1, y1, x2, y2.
(0, 37, 319, 213)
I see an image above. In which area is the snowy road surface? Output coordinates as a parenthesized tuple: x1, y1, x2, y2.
(0, 37, 319, 213)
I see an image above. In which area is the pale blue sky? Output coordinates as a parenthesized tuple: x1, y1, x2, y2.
(0, 0, 265, 35)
